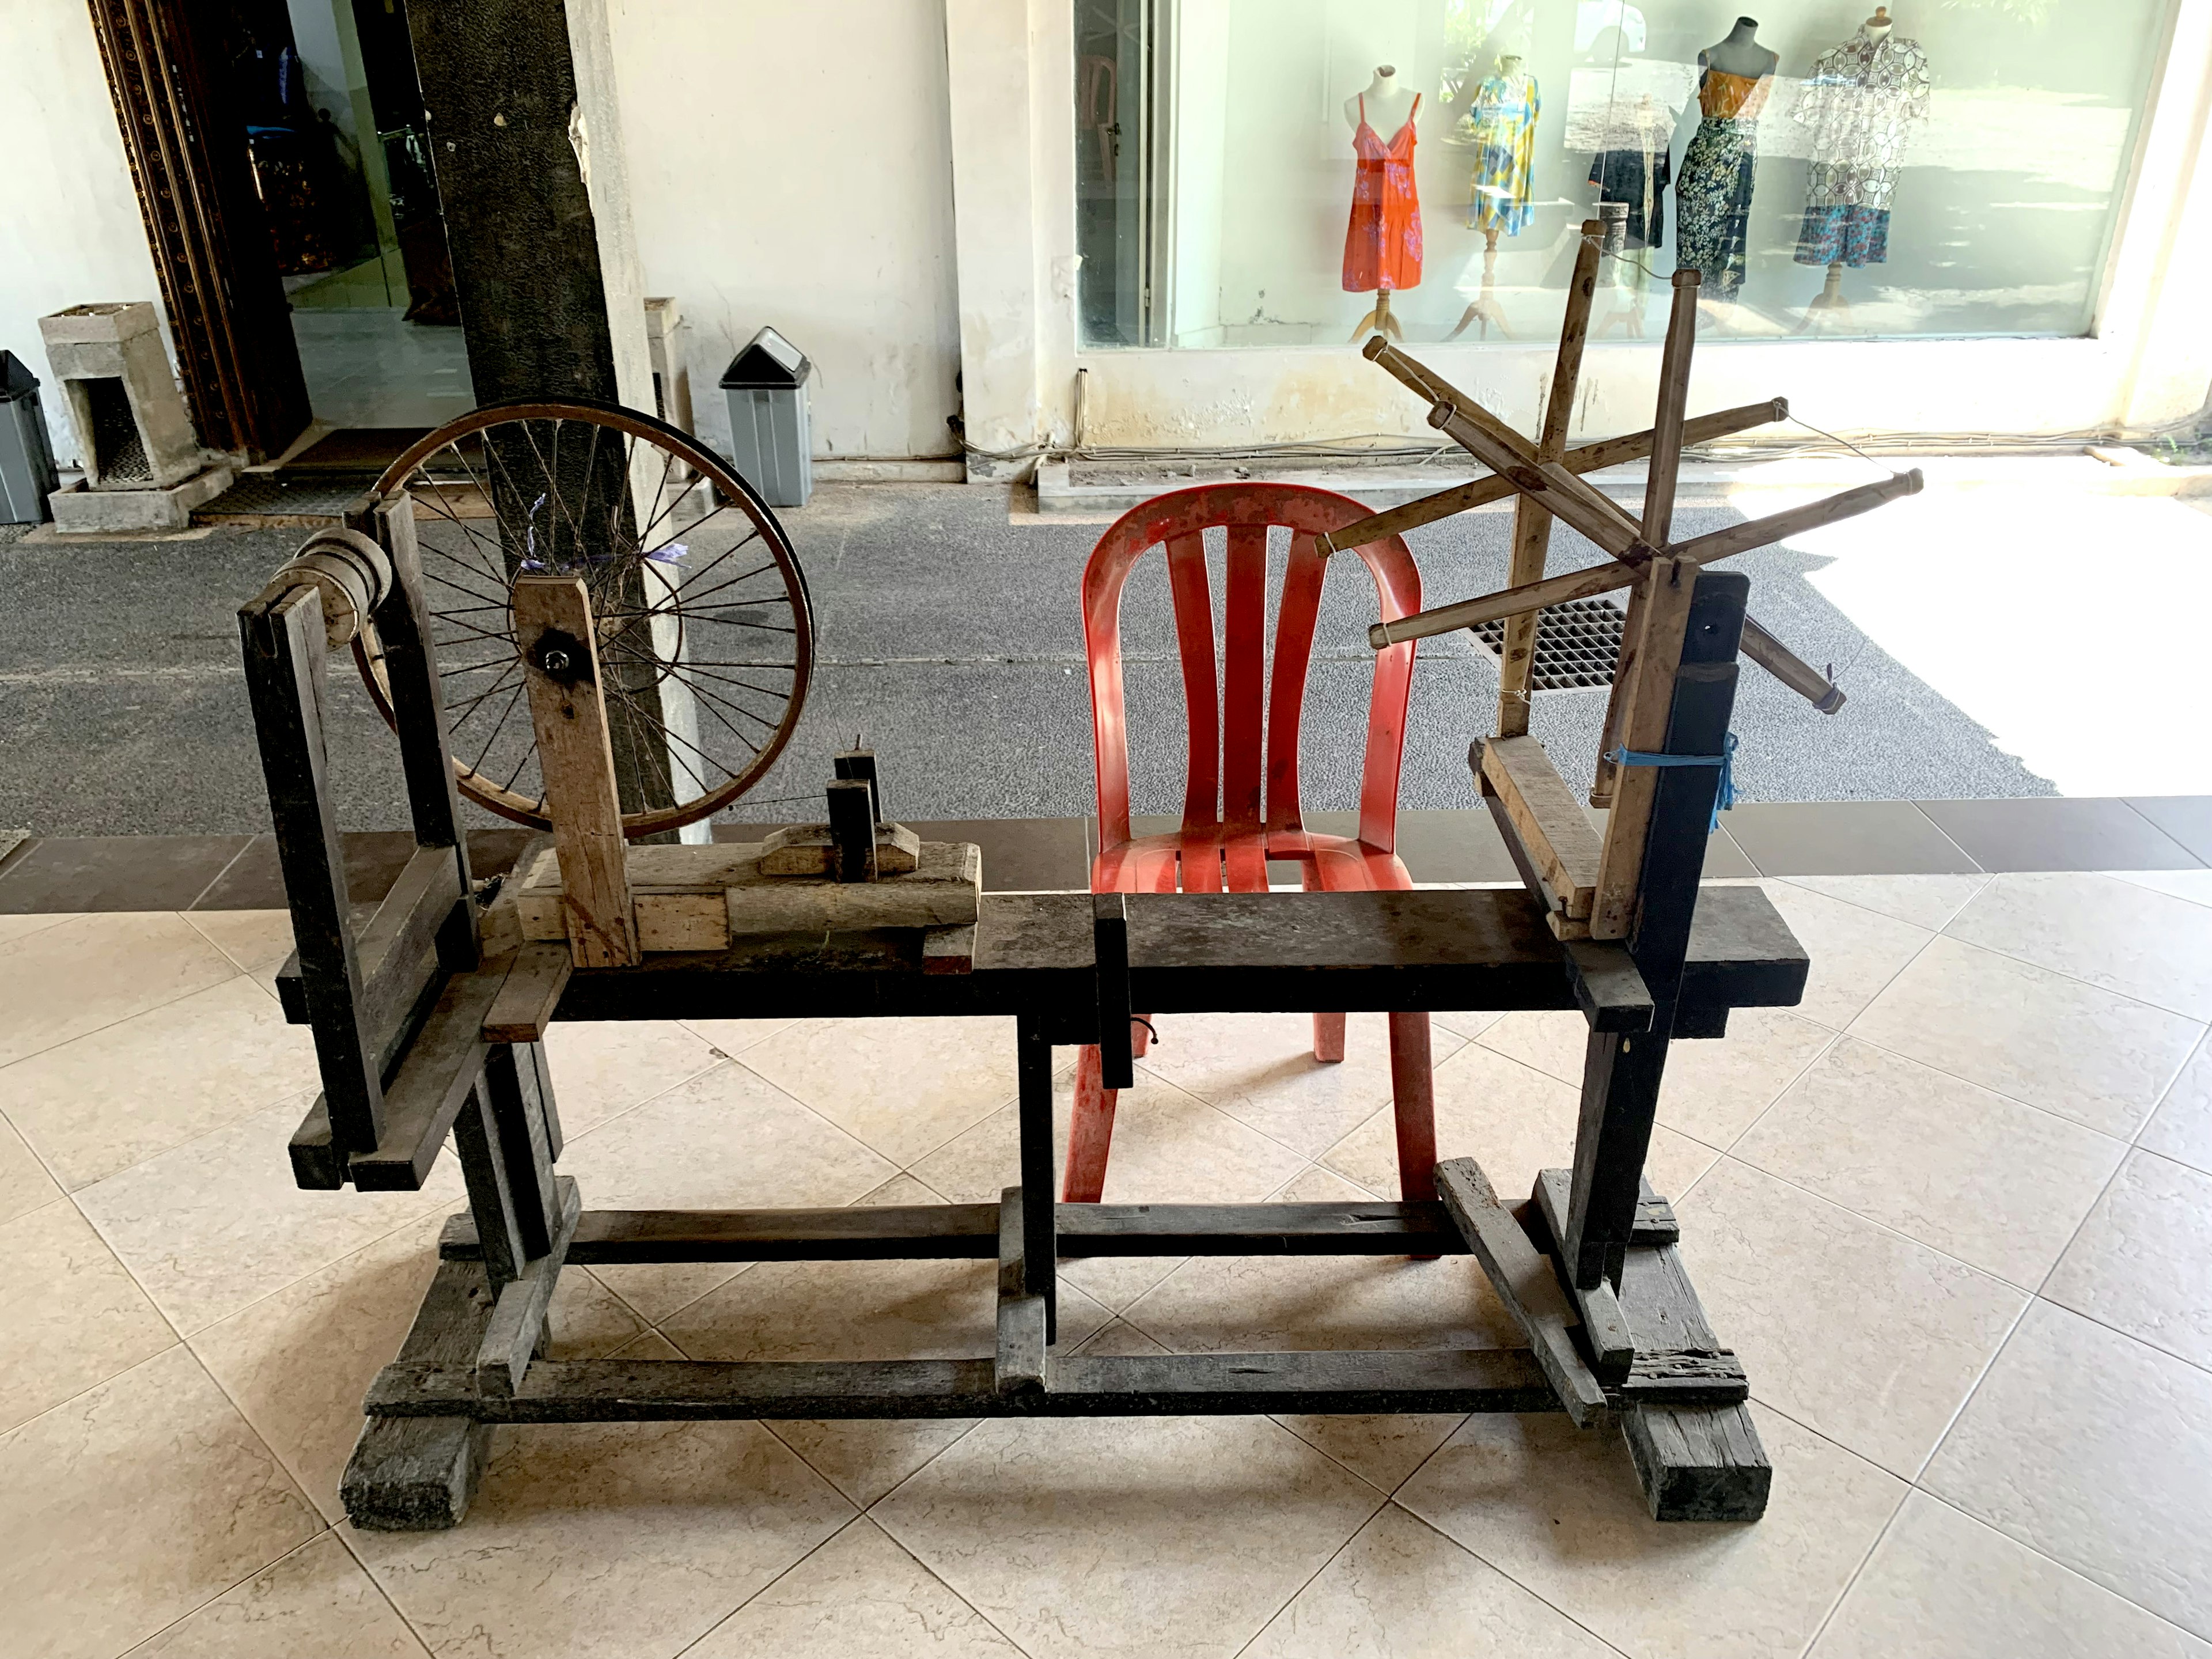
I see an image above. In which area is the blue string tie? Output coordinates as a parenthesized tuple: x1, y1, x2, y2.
(1604, 732, 1738, 833)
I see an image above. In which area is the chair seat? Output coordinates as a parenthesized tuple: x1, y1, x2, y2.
(1093, 828, 1413, 897)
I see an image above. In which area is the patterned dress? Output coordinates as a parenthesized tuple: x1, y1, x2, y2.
(1675, 64, 1771, 301)
(1341, 94, 1423, 293)
(1793, 35, 1933, 267)
(1461, 72, 1540, 236)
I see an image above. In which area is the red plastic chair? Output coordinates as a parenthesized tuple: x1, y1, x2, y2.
(1063, 482, 1438, 1205)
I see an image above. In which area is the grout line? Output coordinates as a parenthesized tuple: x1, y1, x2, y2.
(1792, 1481, 1916, 1658)
(184, 838, 259, 912)
(665, 1513, 872, 1659)
(110, 1525, 351, 1658)
(1226, 1487, 1397, 1659)
(2117, 798, 2210, 870)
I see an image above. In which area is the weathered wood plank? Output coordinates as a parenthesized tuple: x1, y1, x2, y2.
(347, 959, 515, 1191)
(1622, 1402, 1771, 1521)
(1479, 737, 1605, 921)
(365, 1346, 1559, 1422)
(1590, 559, 1698, 941)
(339, 1254, 495, 1531)
(481, 942, 573, 1044)
(995, 1187, 1047, 1397)
(438, 1199, 1470, 1263)
(512, 575, 638, 968)
(1434, 1157, 1608, 1427)
(475, 1177, 581, 1395)
(1560, 940, 1654, 1034)
(1534, 1169, 1676, 1250)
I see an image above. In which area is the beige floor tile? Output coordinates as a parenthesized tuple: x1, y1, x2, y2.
(2044, 1150, 2212, 1370)
(0, 1198, 175, 1433)
(350, 1418, 853, 1659)
(1781, 873, 1990, 933)
(666, 1255, 1109, 1362)
(686, 1517, 1021, 1659)
(123, 1530, 429, 1658)
(874, 1413, 1384, 1659)
(1923, 1300, 2212, 1641)
(1135, 1010, 1467, 1159)
(1478, 1006, 1832, 1152)
(181, 908, 298, 989)
(678, 1014, 798, 1055)
(1810, 1490, 2212, 1659)
(1245, 1501, 1617, 1659)
(539, 1017, 722, 1137)
(76, 1099, 461, 1333)
(1656, 1007, 1837, 1149)
(2143, 1036, 2212, 1174)
(557, 1062, 896, 1321)
(1430, 1009, 1507, 1039)
(0, 1112, 60, 1226)
(0, 911, 238, 1068)
(1323, 1044, 1713, 1212)
(1397, 1404, 1903, 1659)
(1946, 873, 2212, 1021)
(912, 1070, 1306, 1207)
(0, 976, 318, 1190)
(1759, 881, 1934, 1029)
(2110, 869, 2212, 908)
(1850, 936, 2203, 1138)
(1733, 1038, 2127, 1287)
(740, 1016, 1022, 1167)
(193, 1215, 643, 1523)
(0, 1346, 320, 1659)
(1679, 1158, 2027, 1477)
(0, 910, 84, 949)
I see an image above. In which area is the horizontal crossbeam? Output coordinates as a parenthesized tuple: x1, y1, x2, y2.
(365, 1347, 1561, 1422)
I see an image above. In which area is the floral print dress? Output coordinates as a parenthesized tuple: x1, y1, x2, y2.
(1675, 63, 1771, 301)
(1342, 94, 1424, 293)
(1461, 72, 1541, 236)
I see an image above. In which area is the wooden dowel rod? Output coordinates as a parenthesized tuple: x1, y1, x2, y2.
(1429, 404, 1655, 560)
(1315, 397, 1788, 557)
(1368, 469, 1923, 649)
(1366, 339, 1538, 463)
(1501, 220, 1608, 736)
(1740, 616, 1846, 713)
(1643, 270, 1702, 546)
(1667, 469, 1923, 567)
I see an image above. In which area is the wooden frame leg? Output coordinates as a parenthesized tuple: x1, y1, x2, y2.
(341, 1259, 497, 1531)
(1386, 1011, 1437, 1202)
(1017, 1014, 1058, 1341)
(1312, 1012, 1346, 1063)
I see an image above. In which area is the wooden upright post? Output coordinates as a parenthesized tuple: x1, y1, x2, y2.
(1498, 221, 1605, 737)
(1594, 268, 1700, 808)
(513, 575, 639, 967)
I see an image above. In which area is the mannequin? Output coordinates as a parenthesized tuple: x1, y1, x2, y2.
(1447, 53, 1540, 340)
(1792, 6, 1932, 332)
(1341, 65, 1424, 340)
(1591, 93, 1669, 336)
(1675, 17, 1776, 310)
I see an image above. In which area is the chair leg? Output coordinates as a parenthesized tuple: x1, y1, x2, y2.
(1386, 1011, 1437, 1202)
(1313, 1012, 1347, 1064)
(1062, 1043, 1117, 1203)
(1131, 1014, 1155, 1060)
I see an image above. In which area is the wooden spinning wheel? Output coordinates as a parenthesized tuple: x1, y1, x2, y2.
(353, 399, 813, 838)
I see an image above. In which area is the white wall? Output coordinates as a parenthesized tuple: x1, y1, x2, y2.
(606, 0, 963, 461)
(0, 0, 169, 467)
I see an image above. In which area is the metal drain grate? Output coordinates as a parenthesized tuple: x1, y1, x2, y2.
(1469, 596, 1624, 691)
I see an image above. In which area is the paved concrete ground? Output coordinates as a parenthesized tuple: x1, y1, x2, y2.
(0, 476, 2070, 834)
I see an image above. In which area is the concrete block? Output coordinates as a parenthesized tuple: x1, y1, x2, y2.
(47, 465, 233, 533)
(39, 302, 204, 490)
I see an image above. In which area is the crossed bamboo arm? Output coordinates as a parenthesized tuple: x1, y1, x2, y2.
(1349, 337, 1922, 694)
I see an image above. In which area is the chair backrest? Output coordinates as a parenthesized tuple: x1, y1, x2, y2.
(1081, 482, 1422, 855)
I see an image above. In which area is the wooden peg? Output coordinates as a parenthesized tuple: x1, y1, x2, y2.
(827, 778, 878, 882)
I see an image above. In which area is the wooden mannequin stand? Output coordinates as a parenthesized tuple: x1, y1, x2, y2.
(1447, 226, 1514, 340)
(1794, 262, 1854, 335)
(237, 374, 1834, 1533)
(1350, 289, 1404, 342)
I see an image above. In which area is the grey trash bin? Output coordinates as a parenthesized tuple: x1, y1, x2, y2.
(0, 352, 59, 525)
(719, 328, 811, 508)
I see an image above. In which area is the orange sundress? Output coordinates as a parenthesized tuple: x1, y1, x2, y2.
(1342, 94, 1423, 293)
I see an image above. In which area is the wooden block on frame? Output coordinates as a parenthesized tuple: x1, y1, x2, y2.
(482, 942, 573, 1044)
(1622, 1402, 1771, 1521)
(1480, 736, 1604, 920)
(760, 821, 922, 876)
(923, 925, 977, 975)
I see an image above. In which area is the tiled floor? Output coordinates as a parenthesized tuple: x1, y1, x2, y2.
(3, 872, 2211, 1657)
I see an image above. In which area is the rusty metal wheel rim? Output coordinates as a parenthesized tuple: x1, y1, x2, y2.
(353, 397, 813, 838)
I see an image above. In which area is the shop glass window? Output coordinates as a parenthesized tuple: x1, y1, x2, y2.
(1072, 0, 2169, 346)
